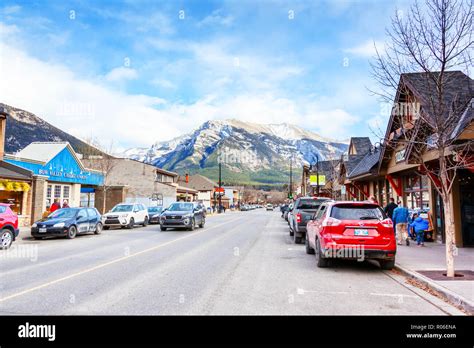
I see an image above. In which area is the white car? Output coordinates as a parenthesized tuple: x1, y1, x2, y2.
(102, 203, 149, 230)
(266, 204, 273, 211)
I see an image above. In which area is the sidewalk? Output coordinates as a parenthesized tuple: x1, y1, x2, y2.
(394, 241, 474, 314)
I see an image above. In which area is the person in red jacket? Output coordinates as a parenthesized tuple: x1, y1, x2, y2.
(50, 199, 61, 213)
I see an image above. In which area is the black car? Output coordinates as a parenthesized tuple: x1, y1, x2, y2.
(147, 206, 163, 224)
(160, 202, 205, 231)
(31, 207, 102, 239)
(288, 197, 330, 244)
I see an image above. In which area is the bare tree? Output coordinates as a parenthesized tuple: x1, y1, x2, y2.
(79, 137, 118, 214)
(371, 0, 473, 277)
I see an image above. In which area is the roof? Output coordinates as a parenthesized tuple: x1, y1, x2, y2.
(126, 158, 178, 177)
(15, 142, 70, 163)
(348, 147, 381, 179)
(345, 154, 365, 174)
(0, 161, 33, 180)
(179, 174, 218, 191)
(349, 137, 372, 156)
(451, 97, 473, 139)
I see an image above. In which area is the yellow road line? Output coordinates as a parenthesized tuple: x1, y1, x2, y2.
(0, 216, 243, 303)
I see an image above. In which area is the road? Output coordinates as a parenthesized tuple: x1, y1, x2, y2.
(0, 210, 460, 315)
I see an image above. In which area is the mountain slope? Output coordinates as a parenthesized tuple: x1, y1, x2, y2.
(125, 119, 348, 185)
(1, 103, 100, 155)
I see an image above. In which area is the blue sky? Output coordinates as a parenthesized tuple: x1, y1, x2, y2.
(0, 0, 412, 151)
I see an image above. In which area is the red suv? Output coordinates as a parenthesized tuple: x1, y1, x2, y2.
(0, 203, 20, 250)
(306, 201, 396, 270)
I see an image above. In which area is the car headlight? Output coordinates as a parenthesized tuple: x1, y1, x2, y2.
(53, 222, 65, 228)
(32, 223, 37, 228)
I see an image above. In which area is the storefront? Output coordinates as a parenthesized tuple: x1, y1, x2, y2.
(5, 142, 103, 217)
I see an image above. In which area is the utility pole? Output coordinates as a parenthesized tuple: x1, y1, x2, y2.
(218, 162, 222, 213)
(316, 154, 320, 196)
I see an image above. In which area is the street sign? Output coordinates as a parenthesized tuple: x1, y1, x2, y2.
(215, 187, 225, 193)
(309, 174, 326, 186)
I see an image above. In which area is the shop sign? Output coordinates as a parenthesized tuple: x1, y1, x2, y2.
(38, 169, 88, 180)
(310, 174, 326, 186)
(395, 149, 407, 163)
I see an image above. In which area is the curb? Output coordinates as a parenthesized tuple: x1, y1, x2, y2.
(395, 264, 474, 315)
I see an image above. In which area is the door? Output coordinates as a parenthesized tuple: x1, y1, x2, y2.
(460, 170, 474, 246)
(87, 208, 99, 231)
(76, 209, 90, 233)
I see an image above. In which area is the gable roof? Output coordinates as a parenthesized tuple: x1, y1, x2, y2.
(348, 147, 381, 180)
(179, 174, 218, 191)
(349, 137, 372, 156)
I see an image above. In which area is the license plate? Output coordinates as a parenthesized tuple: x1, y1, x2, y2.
(354, 229, 369, 236)
(39, 228, 47, 233)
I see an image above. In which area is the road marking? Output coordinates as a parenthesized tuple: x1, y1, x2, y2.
(0, 216, 243, 303)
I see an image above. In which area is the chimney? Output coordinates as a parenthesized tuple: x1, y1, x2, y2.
(0, 106, 9, 161)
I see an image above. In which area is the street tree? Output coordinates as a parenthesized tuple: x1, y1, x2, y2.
(371, 0, 473, 277)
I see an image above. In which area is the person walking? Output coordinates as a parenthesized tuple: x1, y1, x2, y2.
(392, 202, 410, 246)
(384, 198, 398, 220)
(410, 216, 429, 246)
(50, 199, 61, 213)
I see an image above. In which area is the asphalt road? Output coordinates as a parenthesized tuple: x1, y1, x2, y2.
(0, 210, 461, 315)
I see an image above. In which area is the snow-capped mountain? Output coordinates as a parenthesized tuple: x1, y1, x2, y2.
(123, 119, 348, 184)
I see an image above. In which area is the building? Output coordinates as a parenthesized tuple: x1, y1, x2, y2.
(82, 157, 188, 212)
(301, 159, 341, 198)
(345, 71, 473, 247)
(177, 174, 232, 209)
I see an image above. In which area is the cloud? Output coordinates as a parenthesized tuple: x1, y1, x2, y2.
(105, 67, 138, 82)
(1, 5, 21, 15)
(197, 9, 234, 27)
(344, 40, 384, 58)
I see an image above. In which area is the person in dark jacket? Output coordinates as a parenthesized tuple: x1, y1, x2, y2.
(392, 203, 410, 246)
(384, 198, 398, 220)
(410, 216, 429, 246)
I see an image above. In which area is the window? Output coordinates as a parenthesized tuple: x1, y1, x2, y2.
(87, 208, 97, 217)
(315, 204, 327, 220)
(297, 199, 326, 210)
(0, 191, 23, 215)
(63, 186, 70, 200)
(54, 185, 62, 198)
(331, 204, 385, 220)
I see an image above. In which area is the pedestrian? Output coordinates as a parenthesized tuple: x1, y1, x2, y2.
(42, 205, 51, 219)
(392, 202, 410, 246)
(50, 199, 61, 213)
(410, 215, 429, 246)
(384, 198, 398, 220)
(62, 199, 70, 208)
(409, 213, 418, 240)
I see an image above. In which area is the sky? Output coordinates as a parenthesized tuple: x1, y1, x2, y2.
(0, 0, 413, 151)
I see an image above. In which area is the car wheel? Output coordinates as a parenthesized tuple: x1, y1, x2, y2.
(94, 222, 103, 235)
(189, 218, 195, 231)
(103, 226, 110, 230)
(0, 229, 14, 250)
(199, 217, 205, 228)
(315, 238, 329, 268)
(142, 216, 149, 227)
(305, 234, 315, 254)
(380, 259, 395, 270)
(127, 218, 135, 229)
(66, 225, 77, 239)
(160, 225, 167, 231)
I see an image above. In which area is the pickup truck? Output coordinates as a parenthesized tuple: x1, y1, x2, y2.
(288, 197, 330, 244)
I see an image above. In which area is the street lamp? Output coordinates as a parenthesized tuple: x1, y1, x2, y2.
(311, 154, 319, 196)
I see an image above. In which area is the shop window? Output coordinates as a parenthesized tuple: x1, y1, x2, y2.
(63, 186, 70, 200)
(405, 174, 429, 210)
(54, 185, 62, 198)
(0, 191, 23, 215)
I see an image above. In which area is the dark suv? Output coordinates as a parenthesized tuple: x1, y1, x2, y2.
(160, 202, 206, 231)
(288, 197, 330, 244)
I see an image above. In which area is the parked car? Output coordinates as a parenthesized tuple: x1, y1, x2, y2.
(147, 206, 164, 224)
(280, 204, 289, 218)
(241, 205, 249, 211)
(306, 201, 396, 270)
(288, 197, 330, 244)
(160, 202, 205, 231)
(266, 203, 273, 211)
(0, 203, 19, 249)
(31, 207, 102, 240)
(102, 203, 149, 229)
(284, 203, 293, 221)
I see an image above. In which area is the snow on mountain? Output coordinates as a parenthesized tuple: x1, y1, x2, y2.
(122, 119, 348, 181)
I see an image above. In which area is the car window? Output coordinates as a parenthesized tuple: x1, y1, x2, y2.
(77, 209, 88, 219)
(331, 204, 385, 220)
(148, 206, 162, 213)
(111, 205, 133, 212)
(87, 208, 97, 217)
(49, 208, 78, 219)
(297, 199, 326, 210)
(0, 206, 6, 214)
(315, 204, 327, 220)
(168, 202, 193, 211)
